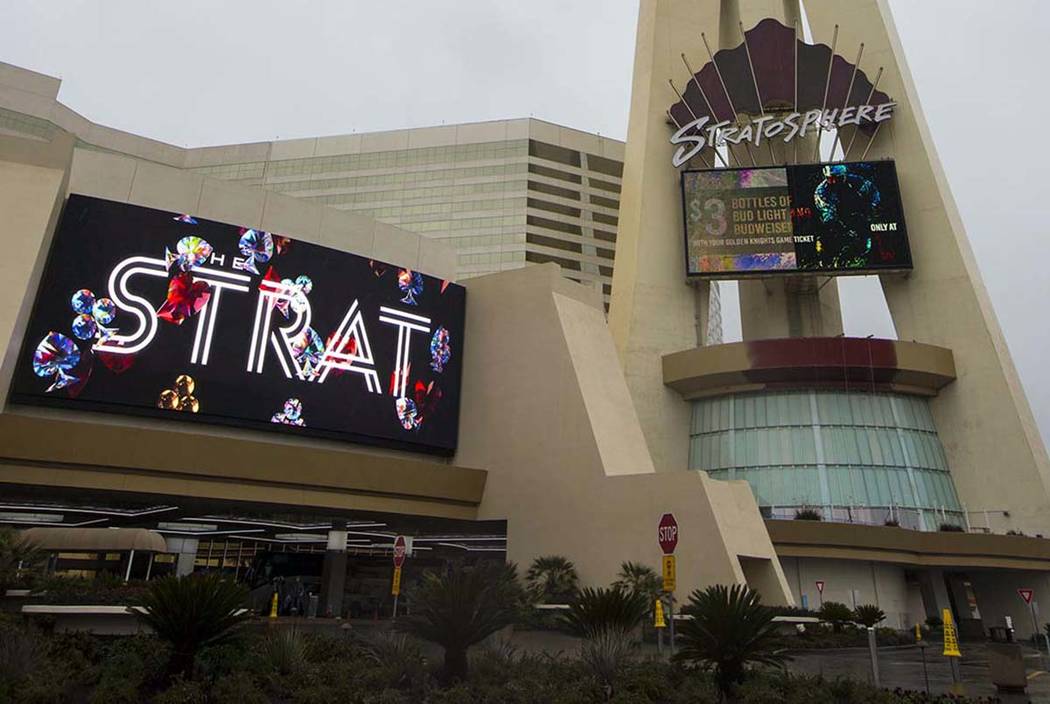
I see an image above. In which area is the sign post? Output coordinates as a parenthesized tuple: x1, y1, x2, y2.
(658, 513, 679, 655)
(1018, 588, 1049, 655)
(392, 535, 407, 619)
(942, 608, 962, 690)
(654, 598, 666, 654)
(815, 580, 825, 607)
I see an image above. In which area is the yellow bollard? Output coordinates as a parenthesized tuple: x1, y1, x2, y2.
(269, 591, 279, 619)
(915, 623, 922, 642)
(654, 599, 666, 629)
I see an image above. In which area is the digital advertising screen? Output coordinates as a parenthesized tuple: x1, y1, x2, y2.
(9, 195, 466, 456)
(681, 161, 911, 278)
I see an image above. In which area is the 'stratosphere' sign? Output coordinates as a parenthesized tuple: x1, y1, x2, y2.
(681, 161, 911, 277)
(10, 195, 466, 455)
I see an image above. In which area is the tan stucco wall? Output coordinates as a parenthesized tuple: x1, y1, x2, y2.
(458, 263, 792, 601)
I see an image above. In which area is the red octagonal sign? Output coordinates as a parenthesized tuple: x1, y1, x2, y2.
(658, 513, 679, 555)
(393, 535, 407, 568)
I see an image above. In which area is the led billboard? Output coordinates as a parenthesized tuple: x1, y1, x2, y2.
(9, 195, 466, 455)
(682, 161, 911, 277)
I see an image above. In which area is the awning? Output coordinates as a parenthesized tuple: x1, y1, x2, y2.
(21, 527, 167, 553)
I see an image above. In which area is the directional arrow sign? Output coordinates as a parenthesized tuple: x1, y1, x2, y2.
(1019, 588, 1034, 605)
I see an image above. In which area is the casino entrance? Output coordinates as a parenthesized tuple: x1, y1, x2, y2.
(0, 485, 507, 621)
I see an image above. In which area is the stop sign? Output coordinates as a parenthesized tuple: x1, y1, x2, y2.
(393, 535, 407, 567)
(658, 513, 678, 554)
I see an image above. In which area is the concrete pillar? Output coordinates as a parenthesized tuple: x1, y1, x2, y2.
(739, 277, 844, 340)
(916, 569, 952, 622)
(165, 537, 199, 577)
(319, 530, 348, 618)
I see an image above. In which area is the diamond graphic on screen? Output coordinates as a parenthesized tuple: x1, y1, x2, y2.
(71, 289, 95, 315)
(165, 236, 213, 273)
(32, 332, 81, 392)
(92, 297, 116, 325)
(414, 379, 442, 424)
(157, 272, 211, 325)
(71, 314, 98, 341)
(430, 327, 451, 372)
(291, 327, 324, 375)
(397, 269, 423, 305)
(238, 228, 274, 275)
(271, 398, 305, 426)
(173, 214, 198, 224)
(396, 397, 420, 430)
(157, 374, 199, 413)
(291, 276, 313, 314)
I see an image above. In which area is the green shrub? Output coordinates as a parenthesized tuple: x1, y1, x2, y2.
(526, 555, 580, 604)
(794, 508, 822, 521)
(561, 586, 648, 639)
(133, 573, 251, 682)
(153, 675, 206, 704)
(579, 629, 635, 699)
(675, 584, 786, 702)
(818, 601, 854, 632)
(260, 627, 308, 676)
(211, 670, 269, 704)
(398, 560, 526, 682)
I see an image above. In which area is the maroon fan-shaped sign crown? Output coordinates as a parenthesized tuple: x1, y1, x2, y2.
(669, 18, 891, 143)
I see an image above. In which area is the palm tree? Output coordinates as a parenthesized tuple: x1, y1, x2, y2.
(675, 584, 787, 702)
(525, 555, 579, 604)
(398, 560, 526, 682)
(612, 561, 662, 602)
(133, 573, 251, 681)
(560, 586, 649, 638)
(853, 604, 885, 628)
(0, 528, 41, 590)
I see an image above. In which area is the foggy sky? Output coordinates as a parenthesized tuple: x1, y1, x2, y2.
(2, 0, 1048, 445)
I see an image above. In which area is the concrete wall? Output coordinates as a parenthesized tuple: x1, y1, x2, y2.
(783, 556, 920, 629)
(457, 262, 792, 601)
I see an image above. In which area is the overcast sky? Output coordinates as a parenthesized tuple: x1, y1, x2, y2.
(2, 0, 1048, 445)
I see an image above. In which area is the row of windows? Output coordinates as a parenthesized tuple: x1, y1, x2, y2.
(457, 251, 523, 266)
(195, 161, 267, 180)
(691, 391, 937, 435)
(707, 464, 960, 512)
(266, 140, 530, 177)
(437, 233, 526, 249)
(691, 426, 948, 472)
(262, 162, 530, 192)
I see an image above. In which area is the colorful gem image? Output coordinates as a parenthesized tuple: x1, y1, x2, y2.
(290, 276, 313, 314)
(291, 327, 324, 375)
(71, 289, 95, 315)
(396, 397, 420, 430)
(413, 379, 442, 421)
(32, 332, 80, 378)
(164, 236, 213, 273)
(238, 228, 274, 275)
(271, 397, 305, 426)
(177, 396, 200, 413)
(173, 214, 198, 224)
(397, 269, 423, 305)
(157, 374, 199, 413)
(157, 388, 179, 410)
(71, 314, 98, 341)
(157, 272, 211, 325)
(430, 326, 451, 372)
(174, 374, 195, 397)
(92, 297, 116, 325)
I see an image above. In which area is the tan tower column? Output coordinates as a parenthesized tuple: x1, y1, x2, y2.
(803, 0, 1050, 533)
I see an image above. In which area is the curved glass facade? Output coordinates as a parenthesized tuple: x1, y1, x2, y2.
(690, 390, 962, 530)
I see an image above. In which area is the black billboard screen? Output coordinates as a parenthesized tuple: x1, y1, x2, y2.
(9, 195, 466, 455)
(682, 161, 911, 277)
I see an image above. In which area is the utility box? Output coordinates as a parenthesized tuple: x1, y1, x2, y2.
(987, 643, 1027, 693)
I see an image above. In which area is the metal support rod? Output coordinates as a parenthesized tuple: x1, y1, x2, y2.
(669, 594, 677, 655)
(701, 32, 757, 166)
(124, 549, 135, 583)
(919, 643, 930, 696)
(682, 53, 737, 167)
(829, 42, 865, 161)
(144, 553, 154, 581)
(667, 82, 713, 169)
(792, 20, 799, 165)
(739, 21, 778, 164)
(844, 67, 883, 160)
(813, 24, 839, 161)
